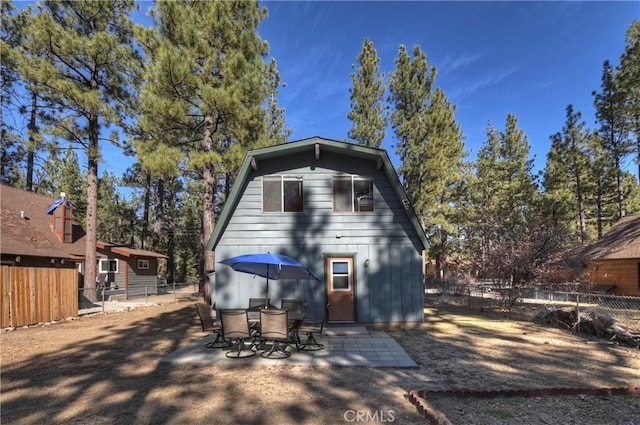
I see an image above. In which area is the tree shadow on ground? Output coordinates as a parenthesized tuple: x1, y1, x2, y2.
(2, 299, 638, 424)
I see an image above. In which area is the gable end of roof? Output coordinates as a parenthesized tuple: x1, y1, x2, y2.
(206, 137, 428, 251)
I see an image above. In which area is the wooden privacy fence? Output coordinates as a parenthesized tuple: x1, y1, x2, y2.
(0, 266, 79, 328)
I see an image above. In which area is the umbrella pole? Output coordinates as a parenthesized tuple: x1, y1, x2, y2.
(265, 277, 269, 309)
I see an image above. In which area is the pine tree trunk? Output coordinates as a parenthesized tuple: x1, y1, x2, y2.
(574, 173, 587, 245)
(26, 91, 37, 192)
(202, 114, 217, 304)
(141, 172, 151, 249)
(152, 178, 164, 252)
(615, 156, 625, 218)
(167, 216, 175, 285)
(84, 114, 99, 302)
(594, 172, 606, 238)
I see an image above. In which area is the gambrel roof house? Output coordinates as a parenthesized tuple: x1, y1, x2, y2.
(582, 214, 640, 296)
(207, 137, 428, 323)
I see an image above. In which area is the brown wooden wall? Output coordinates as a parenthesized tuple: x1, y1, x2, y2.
(0, 266, 79, 328)
(585, 259, 640, 296)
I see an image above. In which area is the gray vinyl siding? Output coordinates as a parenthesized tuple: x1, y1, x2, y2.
(96, 251, 160, 298)
(215, 150, 424, 323)
(126, 258, 160, 298)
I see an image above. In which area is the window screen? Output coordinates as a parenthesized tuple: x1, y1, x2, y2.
(333, 176, 374, 212)
(263, 176, 303, 212)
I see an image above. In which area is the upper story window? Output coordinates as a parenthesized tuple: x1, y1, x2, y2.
(333, 175, 374, 213)
(137, 259, 149, 270)
(262, 175, 304, 212)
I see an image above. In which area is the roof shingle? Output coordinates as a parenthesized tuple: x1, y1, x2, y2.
(583, 214, 640, 260)
(1, 185, 86, 259)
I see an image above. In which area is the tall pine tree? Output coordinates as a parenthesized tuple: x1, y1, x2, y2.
(348, 38, 386, 148)
(465, 114, 545, 284)
(388, 44, 466, 277)
(593, 60, 632, 219)
(19, 1, 143, 296)
(543, 105, 592, 245)
(137, 1, 271, 300)
(617, 20, 640, 182)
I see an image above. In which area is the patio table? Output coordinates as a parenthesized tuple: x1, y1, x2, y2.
(247, 310, 304, 323)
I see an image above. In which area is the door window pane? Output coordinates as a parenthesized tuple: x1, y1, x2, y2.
(332, 261, 350, 291)
(333, 276, 349, 290)
(332, 261, 349, 274)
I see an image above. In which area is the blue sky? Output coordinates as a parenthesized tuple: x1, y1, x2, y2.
(249, 0, 638, 177)
(43, 1, 639, 182)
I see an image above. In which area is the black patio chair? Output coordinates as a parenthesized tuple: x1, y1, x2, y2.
(220, 309, 257, 358)
(248, 298, 271, 311)
(194, 302, 226, 348)
(280, 299, 303, 313)
(281, 299, 305, 342)
(296, 303, 330, 351)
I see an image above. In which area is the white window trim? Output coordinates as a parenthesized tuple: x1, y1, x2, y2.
(99, 258, 118, 273)
(330, 260, 351, 292)
(333, 175, 374, 213)
(262, 175, 304, 213)
(137, 259, 150, 270)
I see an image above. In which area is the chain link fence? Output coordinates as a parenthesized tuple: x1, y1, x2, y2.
(78, 281, 199, 314)
(426, 280, 640, 334)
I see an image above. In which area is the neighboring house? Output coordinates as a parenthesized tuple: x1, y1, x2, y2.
(96, 241, 167, 298)
(582, 214, 640, 296)
(206, 137, 428, 323)
(1, 185, 86, 269)
(1, 185, 167, 301)
(1, 185, 85, 327)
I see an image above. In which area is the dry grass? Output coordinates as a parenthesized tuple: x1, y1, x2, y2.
(1, 295, 639, 424)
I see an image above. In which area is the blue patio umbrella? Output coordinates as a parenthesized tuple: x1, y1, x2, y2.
(219, 253, 319, 308)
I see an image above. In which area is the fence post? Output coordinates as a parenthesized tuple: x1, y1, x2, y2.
(173, 281, 176, 302)
(145, 285, 148, 304)
(101, 286, 105, 313)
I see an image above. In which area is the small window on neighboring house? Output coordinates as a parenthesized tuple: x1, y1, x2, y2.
(333, 175, 374, 212)
(99, 259, 118, 273)
(262, 175, 304, 212)
(52, 204, 73, 243)
(63, 208, 72, 242)
(138, 259, 149, 270)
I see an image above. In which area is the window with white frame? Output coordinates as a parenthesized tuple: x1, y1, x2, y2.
(333, 175, 374, 212)
(137, 259, 149, 270)
(331, 260, 351, 291)
(99, 259, 118, 273)
(262, 175, 304, 212)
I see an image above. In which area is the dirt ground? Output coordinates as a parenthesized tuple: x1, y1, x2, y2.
(1, 292, 639, 425)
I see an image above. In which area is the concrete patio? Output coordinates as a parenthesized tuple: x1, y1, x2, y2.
(161, 326, 418, 367)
